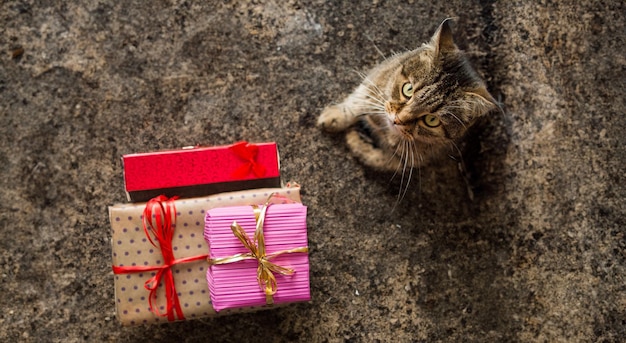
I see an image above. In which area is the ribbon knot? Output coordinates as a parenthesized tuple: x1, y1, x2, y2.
(230, 141, 267, 178)
(112, 195, 208, 322)
(209, 194, 308, 305)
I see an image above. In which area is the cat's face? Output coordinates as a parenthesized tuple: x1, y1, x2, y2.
(372, 20, 496, 150)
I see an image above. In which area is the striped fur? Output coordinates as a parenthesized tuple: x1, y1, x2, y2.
(318, 19, 496, 173)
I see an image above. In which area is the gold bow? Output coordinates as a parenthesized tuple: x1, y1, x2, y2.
(208, 194, 308, 305)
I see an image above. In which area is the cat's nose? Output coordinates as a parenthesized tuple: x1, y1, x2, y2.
(394, 111, 415, 126)
(386, 102, 403, 124)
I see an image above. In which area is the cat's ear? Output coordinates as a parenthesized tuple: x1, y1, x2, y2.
(430, 18, 458, 55)
(465, 86, 498, 116)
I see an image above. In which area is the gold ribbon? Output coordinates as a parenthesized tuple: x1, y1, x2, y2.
(208, 194, 309, 305)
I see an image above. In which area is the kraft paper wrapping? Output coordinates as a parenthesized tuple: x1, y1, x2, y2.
(109, 185, 301, 325)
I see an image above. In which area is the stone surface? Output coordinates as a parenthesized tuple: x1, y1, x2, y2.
(1, 1, 624, 342)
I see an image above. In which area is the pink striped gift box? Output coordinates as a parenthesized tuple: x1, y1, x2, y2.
(204, 203, 310, 312)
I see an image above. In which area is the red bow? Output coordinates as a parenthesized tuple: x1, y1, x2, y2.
(112, 196, 208, 322)
(230, 141, 267, 178)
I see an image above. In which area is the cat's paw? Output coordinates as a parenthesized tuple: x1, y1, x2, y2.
(317, 105, 354, 133)
(346, 130, 400, 171)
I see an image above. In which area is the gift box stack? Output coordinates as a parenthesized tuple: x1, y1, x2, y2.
(109, 142, 310, 325)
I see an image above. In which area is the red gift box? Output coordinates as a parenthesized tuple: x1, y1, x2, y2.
(123, 142, 281, 202)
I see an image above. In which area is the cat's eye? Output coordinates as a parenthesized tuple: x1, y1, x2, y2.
(401, 83, 414, 98)
(423, 114, 441, 127)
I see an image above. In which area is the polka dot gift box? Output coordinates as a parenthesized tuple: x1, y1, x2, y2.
(122, 141, 280, 202)
(109, 185, 301, 325)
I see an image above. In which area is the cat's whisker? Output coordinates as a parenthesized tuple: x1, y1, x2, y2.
(354, 100, 386, 113)
(450, 113, 467, 130)
(354, 69, 365, 77)
(378, 116, 404, 180)
(358, 111, 388, 120)
(417, 150, 423, 195)
(362, 93, 386, 109)
(398, 141, 415, 203)
(363, 34, 386, 59)
(449, 141, 474, 201)
(350, 105, 386, 117)
(357, 81, 384, 97)
(439, 108, 467, 130)
(352, 73, 387, 103)
(449, 141, 463, 159)
(368, 86, 387, 102)
(355, 101, 386, 112)
(393, 139, 417, 209)
(397, 140, 411, 204)
(355, 100, 386, 110)
(359, 75, 387, 101)
(357, 71, 385, 91)
(363, 95, 386, 108)
(353, 88, 386, 109)
(354, 70, 382, 92)
(394, 141, 405, 200)
(352, 69, 370, 81)
(361, 92, 385, 102)
(388, 138, 407, 183)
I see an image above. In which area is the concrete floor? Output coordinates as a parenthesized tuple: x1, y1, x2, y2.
(1, 1, 624, 342)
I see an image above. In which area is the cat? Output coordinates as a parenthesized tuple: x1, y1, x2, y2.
(317, 19, 496, 174)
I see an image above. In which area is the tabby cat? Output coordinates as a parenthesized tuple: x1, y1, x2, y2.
(318, 19, 496, 173)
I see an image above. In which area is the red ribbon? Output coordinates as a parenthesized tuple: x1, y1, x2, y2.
(230, 141, 267, 178)
(112, 195, 208, 322)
